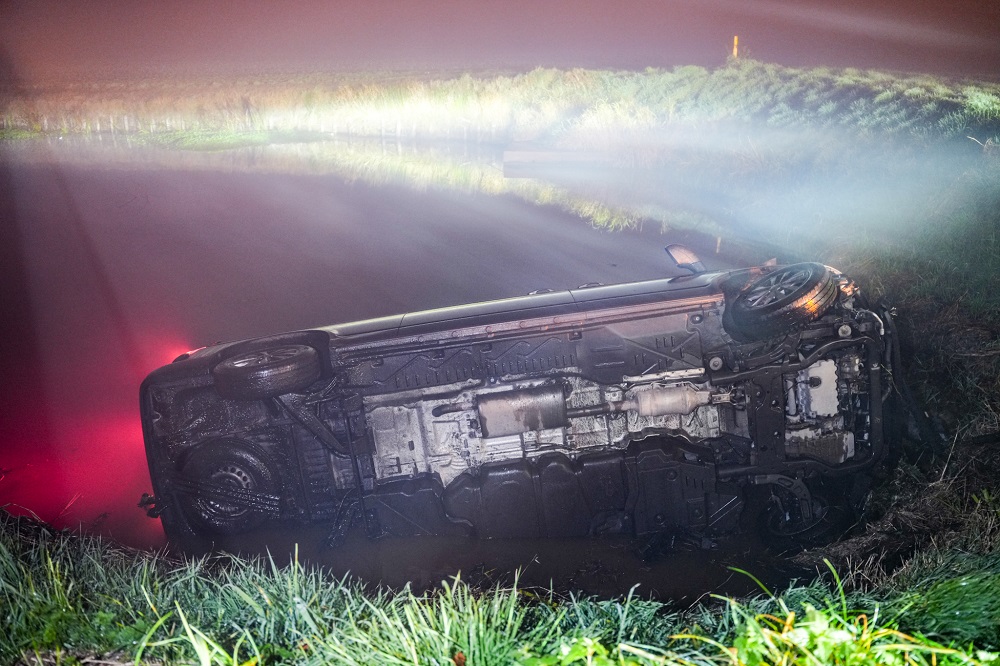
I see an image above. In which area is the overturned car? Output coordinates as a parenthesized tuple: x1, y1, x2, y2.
(139, 249, 895, 552)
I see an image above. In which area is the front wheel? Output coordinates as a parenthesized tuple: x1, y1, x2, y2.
(727, 263, 838, 341)
(760, 480, 856, 553)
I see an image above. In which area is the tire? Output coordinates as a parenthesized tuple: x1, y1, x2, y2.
(760, 480, 856, 553)
(178, 440, 279, 535)
(212, 344, 321, 400)
(727, 263, 838, 341)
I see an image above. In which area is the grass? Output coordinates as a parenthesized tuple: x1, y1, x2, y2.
(3, 60, 999, 146)
(0, 127, 43, 140)
(136, 129, 275, 151)
(132, 129, 336, 151)
(836, 156, 1000, 434)
(4, 510, 1000, 665)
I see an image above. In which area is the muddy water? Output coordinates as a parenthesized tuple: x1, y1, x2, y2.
(0, 142, 794, 599)
(203, 526, 795, 603)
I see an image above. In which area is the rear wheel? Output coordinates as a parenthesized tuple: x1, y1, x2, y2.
(212, 344, 321, 400)
(177, 440, 279, 535)
(727, 263, 838, 341)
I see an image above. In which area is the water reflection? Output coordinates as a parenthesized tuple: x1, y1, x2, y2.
(5, 135, 657, 233)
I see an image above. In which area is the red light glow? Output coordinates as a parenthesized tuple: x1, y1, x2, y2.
(2, 411, 166, 549)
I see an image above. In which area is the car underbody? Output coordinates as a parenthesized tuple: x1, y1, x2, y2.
(139, 257, 895, 553)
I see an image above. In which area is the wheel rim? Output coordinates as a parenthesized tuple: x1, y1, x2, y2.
(199, 463, 255, 518)
(742, 267, 813, 309)
(228, 346, 304, 369)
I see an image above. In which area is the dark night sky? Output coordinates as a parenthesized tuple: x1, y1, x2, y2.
(2, 0, 999, 80)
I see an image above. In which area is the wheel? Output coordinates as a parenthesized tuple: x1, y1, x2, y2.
(177, 440, 279, 535)
(760, 480, 856, 553)
(727, 263, 838, 341)
(212, 344, 321, 400)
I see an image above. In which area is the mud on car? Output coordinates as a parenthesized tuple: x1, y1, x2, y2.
(139, 249, 896, 553)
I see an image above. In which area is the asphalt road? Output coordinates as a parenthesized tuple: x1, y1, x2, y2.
(0, 156, 747, 551)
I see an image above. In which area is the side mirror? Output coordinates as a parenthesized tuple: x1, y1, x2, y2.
(665, 244, 706, 275)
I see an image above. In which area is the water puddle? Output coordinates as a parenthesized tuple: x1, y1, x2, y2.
(188, 525, 800, 603)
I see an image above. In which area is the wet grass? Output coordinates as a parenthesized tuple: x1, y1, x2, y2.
(4, 510, 1000, 665)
